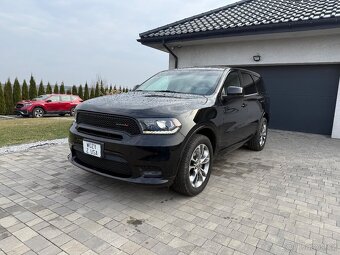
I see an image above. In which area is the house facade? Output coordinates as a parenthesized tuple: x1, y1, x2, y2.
(138, 0, 340, 138)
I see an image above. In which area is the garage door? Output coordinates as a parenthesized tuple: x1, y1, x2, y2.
(244, 65, 340, 135)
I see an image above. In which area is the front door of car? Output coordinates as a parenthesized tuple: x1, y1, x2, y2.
(219, 71, 249, 148)
(44, 95, 61, 112)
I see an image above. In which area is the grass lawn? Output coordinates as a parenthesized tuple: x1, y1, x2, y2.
(0, 117, 74, 147)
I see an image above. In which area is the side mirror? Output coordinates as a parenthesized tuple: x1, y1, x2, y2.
(133, 85, 140, 91)
(227, 86, 243, 96)
(46, 100, 52, 103)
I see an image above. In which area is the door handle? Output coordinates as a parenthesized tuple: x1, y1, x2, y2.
(241, 103, 247, 108)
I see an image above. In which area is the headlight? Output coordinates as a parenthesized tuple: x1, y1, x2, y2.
(138, 118, 182, 134)
(23, 103, 32, 107)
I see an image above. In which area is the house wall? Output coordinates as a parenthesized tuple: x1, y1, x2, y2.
(168, 32, 340, 138)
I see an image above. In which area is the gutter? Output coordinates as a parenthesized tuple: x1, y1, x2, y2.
(162, 41, 178, 69)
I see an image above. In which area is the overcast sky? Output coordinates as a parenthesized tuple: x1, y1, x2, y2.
(0, 0, 235, 88)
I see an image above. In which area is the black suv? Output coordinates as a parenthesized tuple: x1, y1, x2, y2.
(69, 67, 269, 196)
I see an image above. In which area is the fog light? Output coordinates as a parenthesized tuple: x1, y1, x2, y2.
(143, 171, 162, 178)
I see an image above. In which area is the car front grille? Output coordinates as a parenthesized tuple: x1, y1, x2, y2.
(16, 104, 24, 109)
(76, 111, 141, 135)
(74, 150, 132, 177)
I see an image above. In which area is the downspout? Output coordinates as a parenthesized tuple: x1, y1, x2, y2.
(162, 41, 178, 69)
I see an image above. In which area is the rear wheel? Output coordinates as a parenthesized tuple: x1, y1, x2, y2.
(172, 134, 213, 196)
(32, 107, 44, 118)
(59, 113, 66, 117)
(247, 118, 268, 151)
(70, 107, 76, 116)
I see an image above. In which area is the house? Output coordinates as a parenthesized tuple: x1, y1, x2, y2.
(138, 0, 340, 138)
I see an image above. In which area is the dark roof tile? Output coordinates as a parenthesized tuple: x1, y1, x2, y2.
(139, 0, 340, 42)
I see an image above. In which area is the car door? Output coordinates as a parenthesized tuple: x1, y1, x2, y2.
(44, 95, 61, 113)
(218, 70, 248, 148)
(241, 72, 263, 137)
(60, 95, 71, 112)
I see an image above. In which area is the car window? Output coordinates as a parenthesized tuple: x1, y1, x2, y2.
(241, 73, 257, 95)
(71, 96, 78, 101)
(48, 95, 60, 102)
(222, 71, 241, 95)
(61, 95, 71, 102)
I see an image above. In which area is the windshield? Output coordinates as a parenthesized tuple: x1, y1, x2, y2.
(33, 95, 49, 101)
(137, 70, 223, 95)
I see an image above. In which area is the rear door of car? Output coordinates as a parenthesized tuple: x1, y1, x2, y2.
(240, 71, 263, 137)
(60, 95, 72, 112)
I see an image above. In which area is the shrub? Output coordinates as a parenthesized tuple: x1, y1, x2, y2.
(46, 82, 52, 94)
(84, 83, 89, 100)
(78, 85, 83, 99)
(0, 83, 5, 114)
(60, 82, 65, 94)
(72, 85, 77, 95)
(4, 79, 13, 114)
(13, 78, 21, 104)
(54, 83, 59, 94)
(95, 82, 100, 97)
(22, 80, 29, 100)
(90, 87, 95, 99)
(29, 75, 37, 100)
(38, 80, 45, 96)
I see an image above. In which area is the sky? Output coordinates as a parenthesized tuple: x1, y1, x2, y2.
(0, 0, 236, 88)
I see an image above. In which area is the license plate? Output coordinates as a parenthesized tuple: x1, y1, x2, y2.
(83, 141, 102, 158)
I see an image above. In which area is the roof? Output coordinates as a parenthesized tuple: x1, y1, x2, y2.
(139, 0, 340, 44)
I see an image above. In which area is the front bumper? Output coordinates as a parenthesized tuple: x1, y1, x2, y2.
(68, 122, 186, 186)
(14, 109, 31, 116)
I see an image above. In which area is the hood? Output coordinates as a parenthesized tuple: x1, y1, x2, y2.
(77, 91, 209, 117)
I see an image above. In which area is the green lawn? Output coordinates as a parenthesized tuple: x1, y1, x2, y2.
(0, 117, 74, 147)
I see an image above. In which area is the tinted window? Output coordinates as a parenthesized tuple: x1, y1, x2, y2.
(137, 70, 224, 95)
(61, 95, 71, 102)
(222, 71, 241, 95)
(241, 73, 257, 95)
(71, 96, 78, 101)
(49, 95, 60, 102)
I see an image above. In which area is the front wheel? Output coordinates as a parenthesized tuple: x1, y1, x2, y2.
(32, 107, 44, 118)
(172, 134, 213, 196)
(70, 107, 76, 116)
(247, 117, 268, 151)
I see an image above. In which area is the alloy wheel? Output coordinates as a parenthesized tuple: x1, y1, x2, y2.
(189, 144, 210, 188)
(259, 121, 267, 147)
(35, 109, 43, 118)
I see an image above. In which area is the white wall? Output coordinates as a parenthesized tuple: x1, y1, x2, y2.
(332, 79, 340, 139)
(169, 33, 340, 69)
(167, 32, 340, 138)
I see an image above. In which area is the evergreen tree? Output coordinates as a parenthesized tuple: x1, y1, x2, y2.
(100, 80, 105, 95)
(4, 79, 13, 114)
(38, 80, 45, 96)
(29, 75, 37, 100)
(78, 84, 83, 99)
(13, 78, 21, 104)
(84, 83, 89, 100)
(46, 82, 52, 94)
(119, 86, 122, 92)
(95, 82, 100, 97)
(54, 83, 59, 94)
(0, 83, 5, 114)
(22, 80, 29, 100)
(72, 85, 77, 95)
(109, 85, 113, 94)
(114, 85, 117, 91)
(66, 89, 71, 95)
(60, 82, 65, 94)
(90, 87, 95, 99)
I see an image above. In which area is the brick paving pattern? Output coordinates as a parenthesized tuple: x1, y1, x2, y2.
(0, 130, 339, 255)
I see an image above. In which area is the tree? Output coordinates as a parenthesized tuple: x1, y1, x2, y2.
(38, 80, 45, 96)
(95, 82, 100, 97)
(0, 83, 5, 114)
(72, 85, 77, 95)
(119, 86, 122, 93)
(66, 89, 71, 95)
(22, 80, 29, 100)
(60, 82, 65, 94)
(46, 82, 52, 94)
(54, 83, 59, 94)
(109, 85, 113, 94)
(4, 79, 13, 114)
(90, 87, 95, 99)
(29, 75, 37, 100)
(84, 83, 89, 100)
(100, 80, 105, 96)
(13, 78, 21, 104)
(78, 84, 83, 99)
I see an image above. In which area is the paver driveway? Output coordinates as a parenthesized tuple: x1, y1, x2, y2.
(0, 130, 339, 255)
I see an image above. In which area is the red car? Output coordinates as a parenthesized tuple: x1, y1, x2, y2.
(15, 94, 83, 118)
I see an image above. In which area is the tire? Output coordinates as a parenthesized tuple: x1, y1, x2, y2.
(172, 134, 213, 196)
(70, 107, 76, 116)
(32, 107, 44, 118)
(247, 118, 268, 151)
